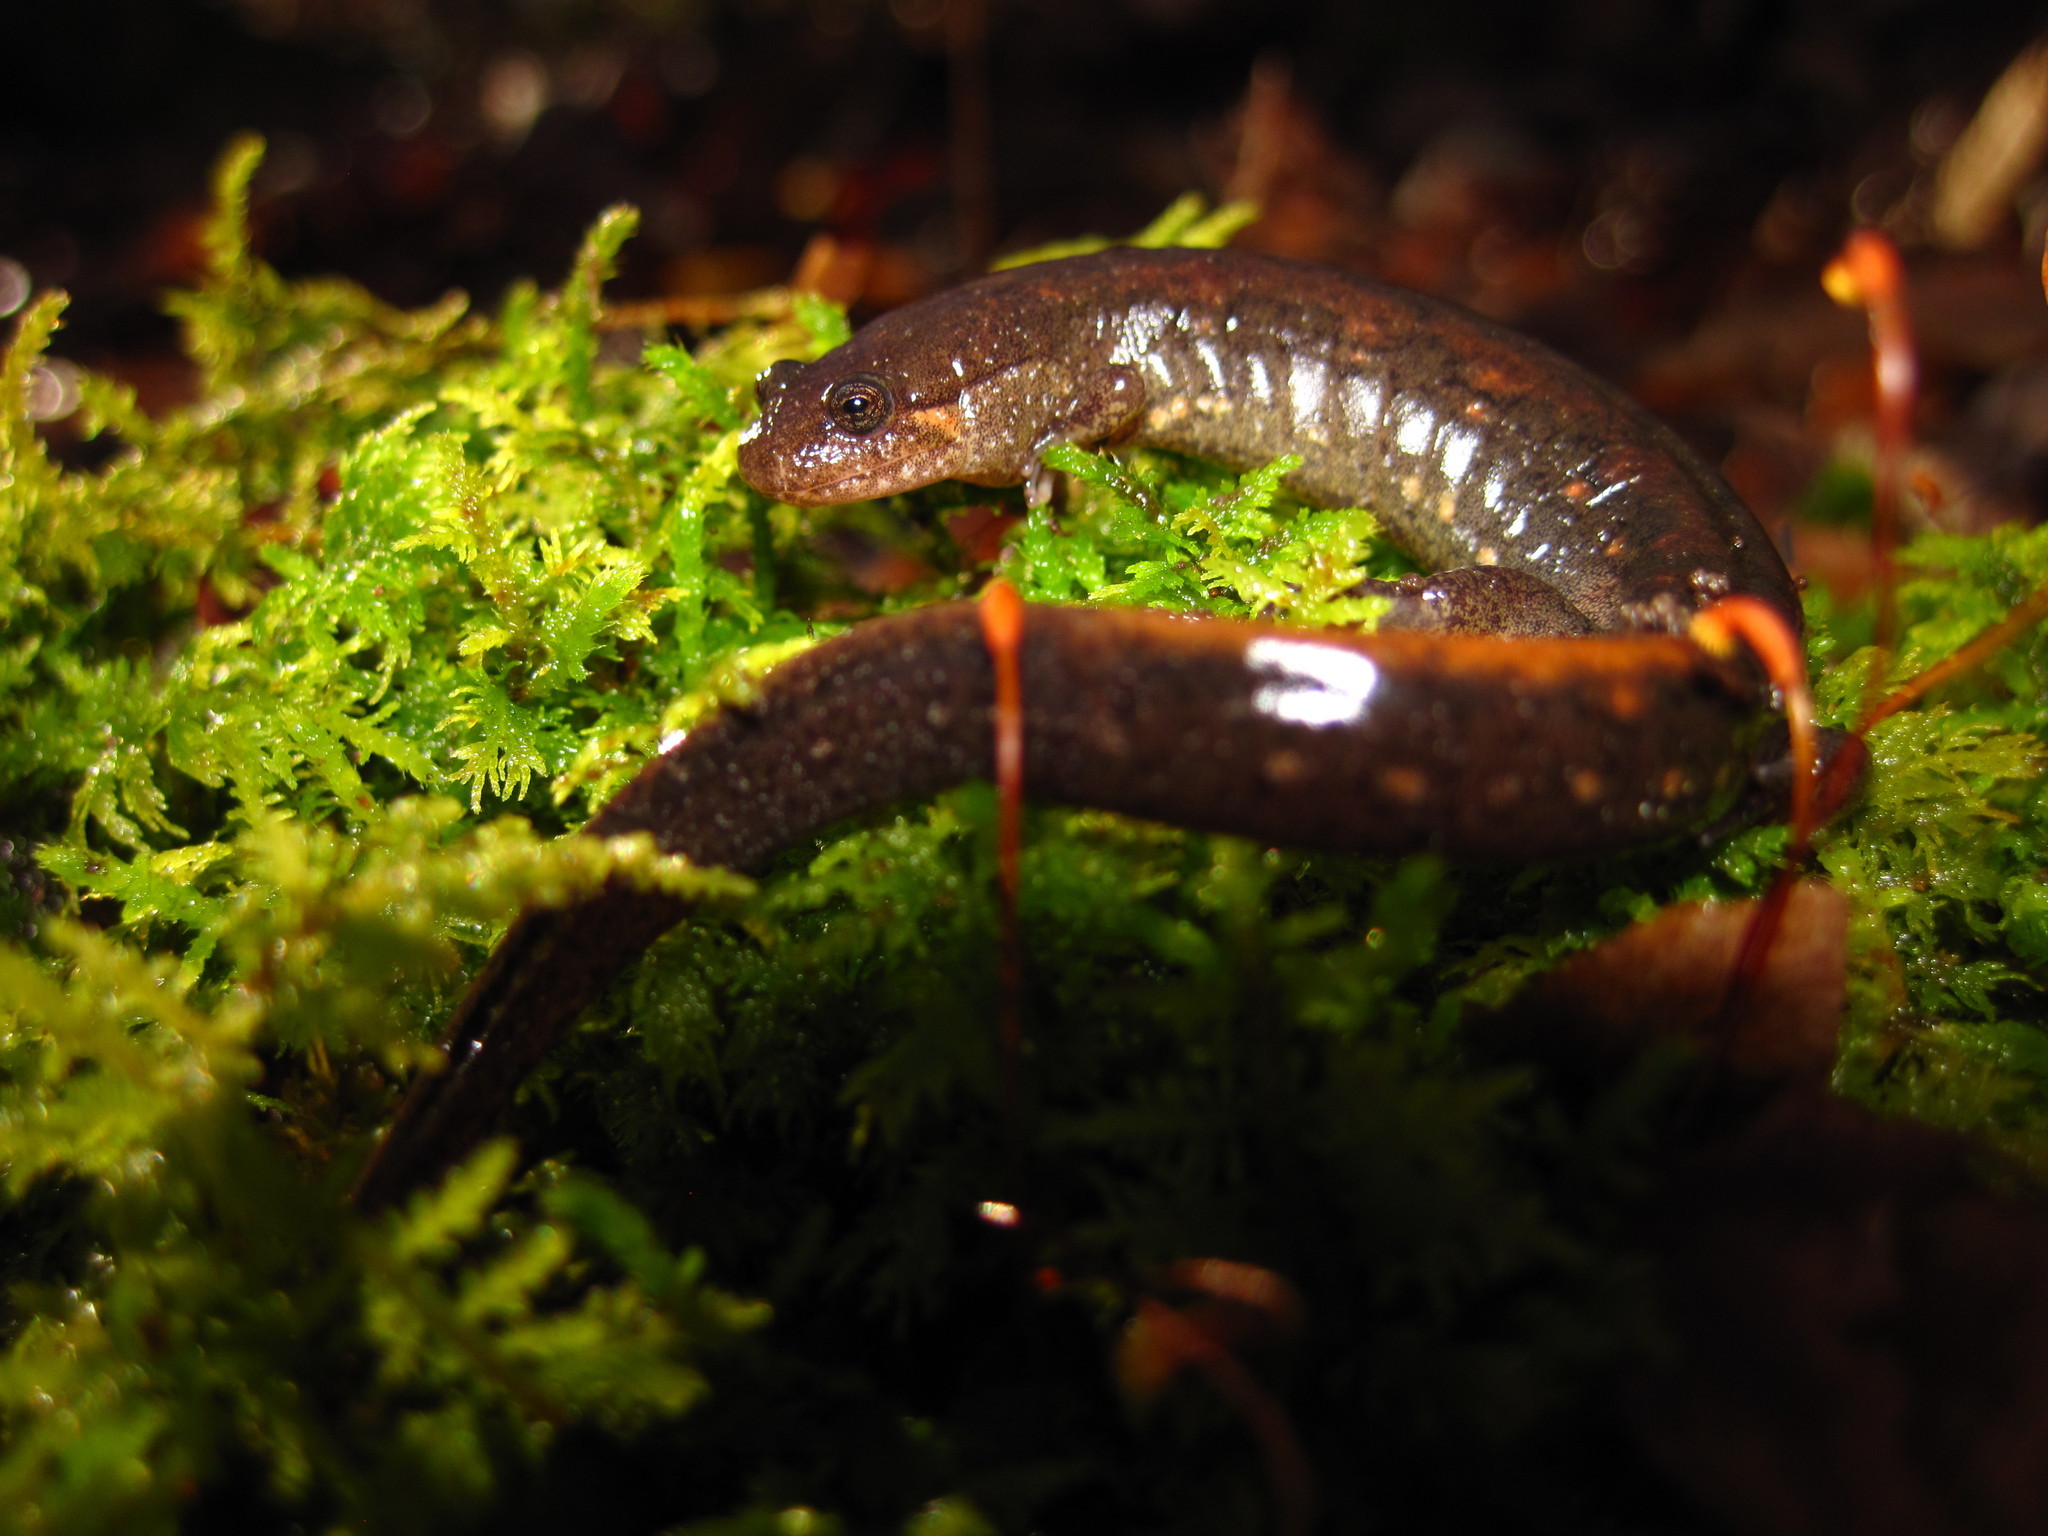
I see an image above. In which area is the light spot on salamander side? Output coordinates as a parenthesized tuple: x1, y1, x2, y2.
(1193, 338, 1228, 391)
(1107, 301, 1176, 366)
(1246, 352, 1276, 406)
(1288, 355, 1329, 428)
(1378, 766, 1428, 804)
(1394, 399, 1437, 458)
(1659, 766, 1691, 801)
(1569, 768, 1606, 804)
(1476, 546, 1499, 565)
(1401, 474, 1424, 504)
(1247, 636, 1381, 728)
(1438, 424, 1479, 484)
(1483, 773, 1524, 807)
(1436, 491, 1459, 523)
(1343, 375, 1385, 437)
(1565, 480, 1590, 500)
(809, 737, 838, 760)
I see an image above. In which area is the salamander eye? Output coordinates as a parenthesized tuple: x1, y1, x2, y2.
(825, 375, 893, 435)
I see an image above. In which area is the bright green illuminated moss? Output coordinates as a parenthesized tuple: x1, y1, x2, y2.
(2, 143, 2046, 1533)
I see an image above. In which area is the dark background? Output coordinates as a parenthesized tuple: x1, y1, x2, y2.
(8, 0, 2048, 535)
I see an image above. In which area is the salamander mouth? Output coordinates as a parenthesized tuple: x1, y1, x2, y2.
(737, 436, 933, 507)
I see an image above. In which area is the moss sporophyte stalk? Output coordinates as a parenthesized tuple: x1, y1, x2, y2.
(1, 137, 2046, 1534)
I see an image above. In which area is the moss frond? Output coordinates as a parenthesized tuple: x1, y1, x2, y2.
(3, 142, 2047, 1533)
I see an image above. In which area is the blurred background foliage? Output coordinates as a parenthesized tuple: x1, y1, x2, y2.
(16, 0, 2048, 546)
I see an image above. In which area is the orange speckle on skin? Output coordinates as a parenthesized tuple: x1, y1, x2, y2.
(904, 406, 964, 443)
(1569, 768, 1606, 804)
(1607, 682, 1647, 720)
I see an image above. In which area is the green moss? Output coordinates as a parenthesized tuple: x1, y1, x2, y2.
(3, 147, 2048, 1533)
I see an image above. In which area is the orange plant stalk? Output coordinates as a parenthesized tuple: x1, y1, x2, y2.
(1821, 228, 1916, 716)
(979, 578, 1028, 1196)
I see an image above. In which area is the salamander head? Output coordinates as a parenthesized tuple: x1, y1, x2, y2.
(737, 305, 1037, 505)
(735, 262, 1133, 505)
(738, 359, 941, 503)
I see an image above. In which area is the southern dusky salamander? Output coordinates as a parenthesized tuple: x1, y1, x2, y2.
(351, 248, 1797, 1209)
(741, 247, 1798, 637)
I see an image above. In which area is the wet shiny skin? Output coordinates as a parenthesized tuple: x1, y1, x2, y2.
(352, 251, 1797, 1209)
(740, 247, 1799, 637)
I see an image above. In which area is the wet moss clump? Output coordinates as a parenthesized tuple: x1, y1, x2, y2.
(1, 141, 2046, 1534)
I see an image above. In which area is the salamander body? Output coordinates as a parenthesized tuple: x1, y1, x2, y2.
(740, 247, 1799, 637)
(352, 249, 1797, 1209)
